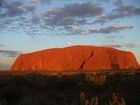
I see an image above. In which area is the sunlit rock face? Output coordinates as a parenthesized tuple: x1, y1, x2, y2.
(11, 45, 139, 71)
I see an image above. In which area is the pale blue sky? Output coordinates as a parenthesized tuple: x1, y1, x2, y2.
(0, 0, 140, 70)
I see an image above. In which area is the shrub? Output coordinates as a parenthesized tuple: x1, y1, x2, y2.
(80, 92, 126, 105)
(111, 64, 120, 71)
(85, 73, 106, 86)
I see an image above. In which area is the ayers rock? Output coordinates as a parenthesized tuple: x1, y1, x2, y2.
(11, 45, 139, 71)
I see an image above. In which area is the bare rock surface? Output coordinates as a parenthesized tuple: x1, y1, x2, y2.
(11, 45, 139, 71)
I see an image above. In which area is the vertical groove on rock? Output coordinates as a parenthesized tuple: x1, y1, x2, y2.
(80, 50, 94, 71)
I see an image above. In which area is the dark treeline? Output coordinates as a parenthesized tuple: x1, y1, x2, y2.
(0, 71, 139, 105)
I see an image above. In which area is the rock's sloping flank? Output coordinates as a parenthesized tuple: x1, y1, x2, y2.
(11, 45, 139, 71)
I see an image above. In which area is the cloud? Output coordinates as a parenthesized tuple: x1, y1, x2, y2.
(5, 1, 25, 17)
(30, 16, 41, 24)
(103, 43, 136, 48)
(25, 0, 38, 12)
(123, 43, 136, 48)
(42, 2, 103, 26)
(95, 0, 140, 24)
(0, 0, 38, 18)
(106, 35, 124, 40)
(0, 0, 139, 37)
(0, 50, 21, 57)
(89, 25, 133, 34)
(0, 0, 5, 7)
(104, 6, 140, 20)
(65, 29, 86, 35)
(0, 63, 10, 70)
(103, 44, 122, 48)
(39, 0, 52, 3)
(0, 44, 5, 47)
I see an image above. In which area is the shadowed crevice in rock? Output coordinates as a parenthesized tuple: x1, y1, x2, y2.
(80, 51, 94, 71)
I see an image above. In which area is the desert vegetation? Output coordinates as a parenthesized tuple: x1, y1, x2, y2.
(80, 92, 126, 105)
(0, 71, 139, 105)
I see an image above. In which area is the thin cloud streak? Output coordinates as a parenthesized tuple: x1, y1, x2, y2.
(89, 25, 133, 34)
(103, 43, 136, 48)
(0, 49, 21, 57)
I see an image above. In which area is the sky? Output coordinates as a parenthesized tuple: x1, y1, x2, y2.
(0, 0, 140, 70)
